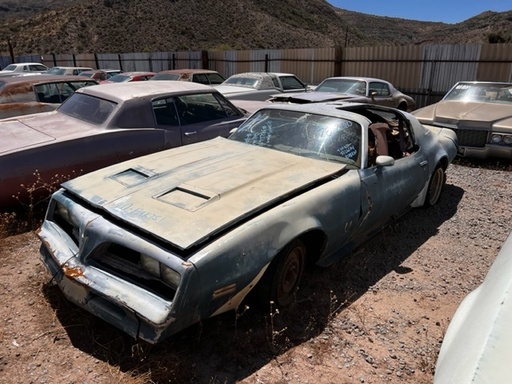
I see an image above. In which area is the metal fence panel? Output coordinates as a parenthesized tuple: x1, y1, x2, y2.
(420, 44, 481, 92)
(5, 43, 512, 108)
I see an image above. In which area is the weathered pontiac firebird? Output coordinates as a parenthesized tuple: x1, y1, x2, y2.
(38, 102, 458, 343)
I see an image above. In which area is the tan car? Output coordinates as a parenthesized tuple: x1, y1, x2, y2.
(270, 76, 416, 111)
(46, 66, 94, 75)
(0, 74, 98, 119)
(412, 81, 512, 159)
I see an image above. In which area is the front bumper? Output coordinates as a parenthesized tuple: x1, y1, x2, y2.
(37, 191, 201, 343)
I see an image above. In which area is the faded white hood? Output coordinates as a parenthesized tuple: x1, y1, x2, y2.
(63, 137, 346, 250)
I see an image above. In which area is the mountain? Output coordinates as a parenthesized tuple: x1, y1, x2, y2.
(0, 0, 511, 56)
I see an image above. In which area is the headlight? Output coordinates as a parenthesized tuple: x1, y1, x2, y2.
(54, 201, 71, 222)
(504, 135, 512, 145)
(162, 267, 181, 287)
(140, 254, 160, 276)
(140, 254, 181, 287)
(490, 134, 503, 144)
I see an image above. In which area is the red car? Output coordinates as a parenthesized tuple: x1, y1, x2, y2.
(106, 71, 155, 83)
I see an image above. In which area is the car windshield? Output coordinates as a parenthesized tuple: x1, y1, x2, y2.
(315, 79, 367, 95)
(109, 74, 131, 83)
(151, 73, 181, 80)
(58, 93, 117, 125)
(229, 108, 361, 166)
(46, 68, 66, 75)
(3, 65, 16, 71)
(444, 82, 512, 103)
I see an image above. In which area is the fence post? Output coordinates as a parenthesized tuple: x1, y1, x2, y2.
(118, 54, 123, 71)
(7, 40, 14, 63)
(94, 53, 99, 70)
(202, 50, 209, 69)
(265, 54, 269, 72)
(334, 46, 343, 77)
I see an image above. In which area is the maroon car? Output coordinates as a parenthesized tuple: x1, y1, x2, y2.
(0, 74, 98, 119)
(0, 81, 252, 209)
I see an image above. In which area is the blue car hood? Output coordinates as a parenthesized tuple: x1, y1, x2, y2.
(62, 137, 346, 250)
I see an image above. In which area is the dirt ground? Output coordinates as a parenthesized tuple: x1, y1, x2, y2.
(0, 158, 511, 384)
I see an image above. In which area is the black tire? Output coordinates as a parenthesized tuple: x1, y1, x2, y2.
(254, 239, 306, 308)
(424, 165, 445, 206)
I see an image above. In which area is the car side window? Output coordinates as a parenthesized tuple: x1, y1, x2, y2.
(369, 82, 391, 96)
(152, 98, 180, 126)
(179, 93, 237, 125)
(207, 73, 225, 85)
(35, 83, 64, 103)
(34, 82, 88, 104)
(192, 74, 209, 85)
(280, 76, 306, 90)
(362, 108, 418, 167)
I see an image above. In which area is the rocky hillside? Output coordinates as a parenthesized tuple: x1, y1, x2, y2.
(0, 0, 510, 56)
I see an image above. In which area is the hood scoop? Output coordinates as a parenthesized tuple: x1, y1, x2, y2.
(111, 166, 158, 187)
(156, 184, 219, 212)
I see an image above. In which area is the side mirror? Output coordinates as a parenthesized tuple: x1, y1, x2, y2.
(376, 155, 395, 167)
(370, 91, 378, 98)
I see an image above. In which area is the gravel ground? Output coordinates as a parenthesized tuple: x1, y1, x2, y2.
(0, 158, 511, 384)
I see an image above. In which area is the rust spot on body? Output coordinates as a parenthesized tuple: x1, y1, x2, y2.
(63, 265, 84, 278)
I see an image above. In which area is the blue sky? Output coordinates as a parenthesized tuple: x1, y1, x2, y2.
(327, 1, 511, 23)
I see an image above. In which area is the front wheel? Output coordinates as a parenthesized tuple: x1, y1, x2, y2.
(424, 165, 445, 206)
(254, 239, 306, 308)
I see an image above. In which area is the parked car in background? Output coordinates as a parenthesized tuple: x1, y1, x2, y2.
(412, 81, 512, 159)
(80, 69, 109, 83)
(46, 66, 94, 76)
(151, 69, 225, 85)
(434, 231, 512, 384)
(0, 75, 98, 119)
(102, 69, 122, 79)
(37, 102, 457, 343)
(0, 62, 48, 77)
(215, 72, 310, 101)
(0, 81, 252, 209)
(269, 77, 416, 111)
(106, 71, 155, 83)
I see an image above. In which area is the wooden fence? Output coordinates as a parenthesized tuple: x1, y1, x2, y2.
(3, 43, 512, 108)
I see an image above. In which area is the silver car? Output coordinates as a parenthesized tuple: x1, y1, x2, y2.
(38, 102, 457, 343)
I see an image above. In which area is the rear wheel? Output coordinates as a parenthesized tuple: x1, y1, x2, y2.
(254, 239, 306, 308)
(424, 165, 445, 206)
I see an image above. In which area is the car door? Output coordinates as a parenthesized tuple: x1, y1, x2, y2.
(152, 93, 245, 147)
(357, 152, 428, 237)
(356, 116, 430, 237)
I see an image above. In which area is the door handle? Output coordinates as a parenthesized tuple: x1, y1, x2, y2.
(184, 131, 197, 136)
(420, 160, 428, 167)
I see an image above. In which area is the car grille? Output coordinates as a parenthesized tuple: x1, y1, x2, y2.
(90, 243, 177, 301)
(51, 199, 176, 301)
(455, 129, 488, 147)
